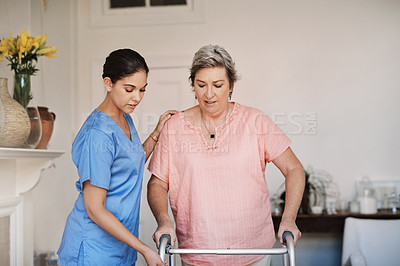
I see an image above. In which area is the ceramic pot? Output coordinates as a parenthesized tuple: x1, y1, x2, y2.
(36, 106, 55, 149)
(0, 78, 31, 147)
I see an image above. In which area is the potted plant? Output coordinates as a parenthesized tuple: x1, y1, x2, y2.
(279, 166, 330, 214)
(0, 30, 58, 148)
(0, 29, 58, 109)
(300, 168, 326, 214)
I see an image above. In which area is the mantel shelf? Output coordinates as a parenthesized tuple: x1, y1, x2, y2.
(0, 147, 64, 159)
(0, 147, 65, 194)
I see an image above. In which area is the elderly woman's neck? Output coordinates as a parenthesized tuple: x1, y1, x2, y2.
(199, 102, 232, 125)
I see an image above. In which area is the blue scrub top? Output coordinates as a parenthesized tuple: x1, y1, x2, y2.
(58, 110, 145, 266)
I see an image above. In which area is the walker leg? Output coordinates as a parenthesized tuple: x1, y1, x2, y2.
(283, 253, 289, 266)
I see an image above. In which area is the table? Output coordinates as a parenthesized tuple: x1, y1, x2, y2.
(272, 211, 400, 233)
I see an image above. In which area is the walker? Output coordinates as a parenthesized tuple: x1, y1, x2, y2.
(158, 231, 296, 266)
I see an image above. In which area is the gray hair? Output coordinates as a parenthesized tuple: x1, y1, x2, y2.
(189, 44, 238, 89)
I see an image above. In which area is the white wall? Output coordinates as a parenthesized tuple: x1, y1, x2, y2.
(1, 0, 399, 265)
(73, 0, 400, 201)
(0, 0, 76, 262)
(0, 0, 31, 84)
(28, 0, 77, 257)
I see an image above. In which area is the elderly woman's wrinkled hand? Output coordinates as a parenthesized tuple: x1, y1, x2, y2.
(277, 219, 301, 247)
(152, 219, 177, 248)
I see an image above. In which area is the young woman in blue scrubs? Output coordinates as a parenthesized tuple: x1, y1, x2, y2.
(57, 49, 176, 266)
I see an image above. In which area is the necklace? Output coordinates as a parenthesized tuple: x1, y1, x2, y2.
(200, 105, 230, 139)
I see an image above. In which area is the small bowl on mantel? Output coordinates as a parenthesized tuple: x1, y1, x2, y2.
(311, 206, 323, 214)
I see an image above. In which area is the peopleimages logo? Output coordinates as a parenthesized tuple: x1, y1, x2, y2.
(270, 112, 317, 135)
(132, 111, 318, 136)
(172, 142, 229, 153)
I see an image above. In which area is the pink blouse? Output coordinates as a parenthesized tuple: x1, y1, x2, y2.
(148, 103, 291, 265)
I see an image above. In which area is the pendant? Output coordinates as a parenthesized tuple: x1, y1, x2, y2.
(210, 133, 215, 139)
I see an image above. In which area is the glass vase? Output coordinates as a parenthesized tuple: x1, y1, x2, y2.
(13, 73, 32, 109)
(22, 106, 42, 148)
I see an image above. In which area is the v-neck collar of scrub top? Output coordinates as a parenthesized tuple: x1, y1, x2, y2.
(94, 109, 134, 142)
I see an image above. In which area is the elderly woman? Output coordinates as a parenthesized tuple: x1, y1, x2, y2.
(147, 44, 304, 266)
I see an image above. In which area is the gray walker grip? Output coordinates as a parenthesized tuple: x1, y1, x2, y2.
(283, 231, 294, 244)
(282, 231, 296, 266)
(159, 234, 171, 263)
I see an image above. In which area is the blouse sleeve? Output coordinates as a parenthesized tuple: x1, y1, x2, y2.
(72, 128, 115, 191)
(148, 120, 171, 183)
(258, 113, 291, 163)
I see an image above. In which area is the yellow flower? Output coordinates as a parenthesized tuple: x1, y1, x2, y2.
(8, 38, 16, 52)
(1, 29, 57, 75)
(20, 29, 28, 48)
(0, 40, 10, 58)
(39, 34, 47, 48)
(16, 38, 23, 60)
(33, 36, 40, 49)
(26, 38, 33, 52)
(37, 45, 58, 57)
(0, 39, 8, 52)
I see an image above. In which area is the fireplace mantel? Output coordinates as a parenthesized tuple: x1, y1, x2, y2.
(0, 147, 64, 195)
(0, 147, 64, 266)
(0, 147, 64, 159)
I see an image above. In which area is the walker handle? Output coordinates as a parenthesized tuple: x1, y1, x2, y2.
(282, 231, 294, 244)
(158, 234, 171, 263)
(160, 234, 171, 246)
(282, 231, 295, 265)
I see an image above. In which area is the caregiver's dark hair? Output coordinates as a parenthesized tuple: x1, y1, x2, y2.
(102, 48, 149, 83)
